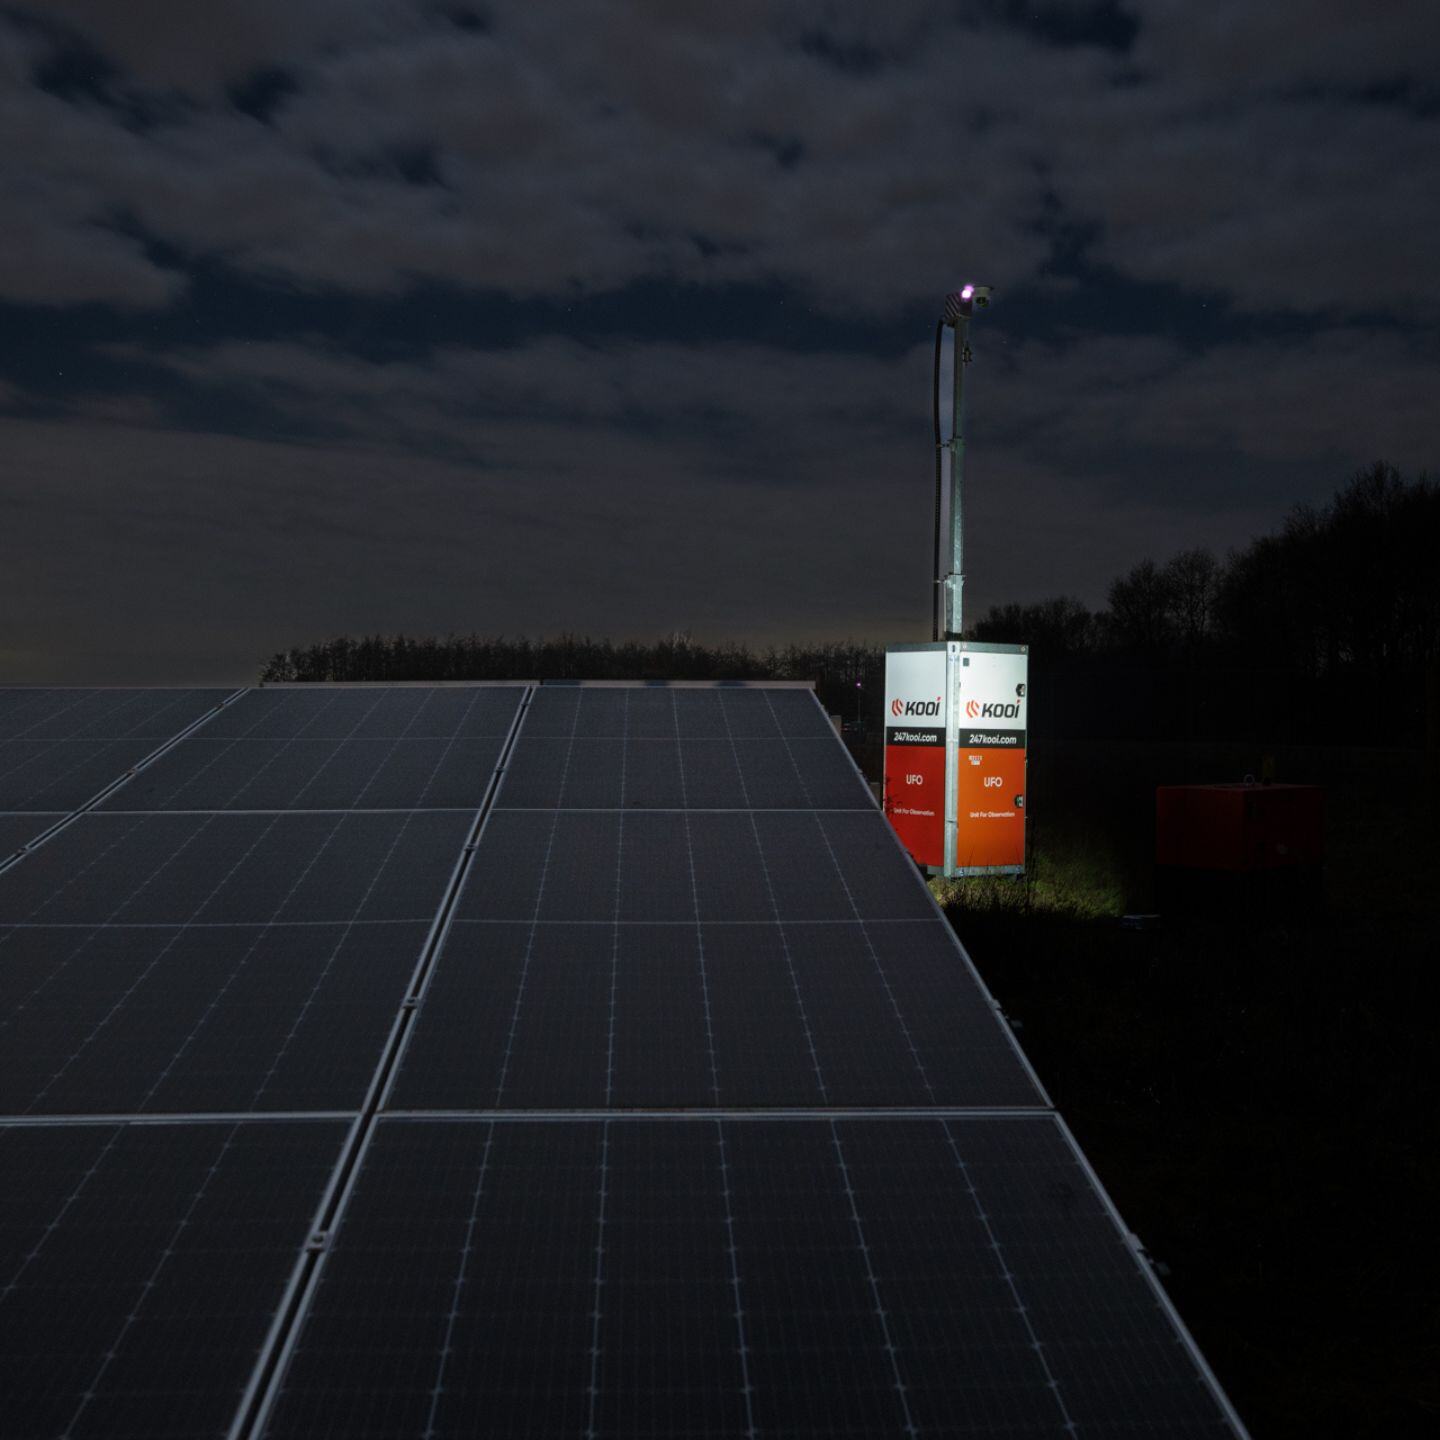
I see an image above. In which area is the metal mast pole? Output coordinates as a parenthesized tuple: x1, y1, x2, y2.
(939, 284, 990, 640)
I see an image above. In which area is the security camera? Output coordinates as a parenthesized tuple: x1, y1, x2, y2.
(943, 284, 994, 324)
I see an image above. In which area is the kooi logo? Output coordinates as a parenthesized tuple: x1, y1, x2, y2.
(965, 698, 1022, 720)
(890, 695, 942, 718)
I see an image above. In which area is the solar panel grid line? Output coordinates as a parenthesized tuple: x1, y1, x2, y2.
(544, 679, 815, 689)
(1, 916, 439, 928)
(228, 686, 535, 1440)
(0, 1111, 359, 1127)
(0, 687, 248, 878)
(376, 1107, 1060, 1122)
(804, 686, 1059, 1112)
(100, 807, 481, 815)
(257, 681, 536, 689)
(1048, 1113, 1253, 1439)
(430, 916, 941, 925)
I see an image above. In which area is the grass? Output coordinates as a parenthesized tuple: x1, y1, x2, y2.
(930, 817, 1128, 921)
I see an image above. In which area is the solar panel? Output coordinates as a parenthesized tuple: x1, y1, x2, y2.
(389, 685, 1028, 1111)
(0, 686, 524, 1119)
(0, 688, 230, 810)
(1, 809, 473, 926)
(0, 920, 433, 1115)
(0, 1118, 346, 1439)
(0, 682, 1246, 1438)
(262, 1116, 1235, 1440)
(0, 687, 224, 742)
(106, 686, 522, 812)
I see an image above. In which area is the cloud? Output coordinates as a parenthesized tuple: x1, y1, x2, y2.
(0, 4, 1071, 311)
(982, 327, 1438, 483)
(5, 1, 1436, 320)
(1131, 0, 1439, 96)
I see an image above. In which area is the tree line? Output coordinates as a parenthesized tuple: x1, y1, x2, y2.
(260, 632, 881, 724)
(971, 463, 1439, 744)
(263, 463, 1438, 744)
(976, 462, 1439, 678)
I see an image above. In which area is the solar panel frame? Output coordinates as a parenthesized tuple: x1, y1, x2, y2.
(0, 812, 66, 859)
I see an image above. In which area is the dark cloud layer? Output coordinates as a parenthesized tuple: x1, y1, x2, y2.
(1, 0, 1436, 681)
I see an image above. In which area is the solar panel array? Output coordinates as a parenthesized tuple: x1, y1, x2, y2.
(0, 683, 1247, 1439)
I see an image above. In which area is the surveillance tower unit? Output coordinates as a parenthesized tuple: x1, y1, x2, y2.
(882, 286, 1028, 877)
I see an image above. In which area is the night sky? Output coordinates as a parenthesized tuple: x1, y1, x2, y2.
(2, 1, 1436, 684)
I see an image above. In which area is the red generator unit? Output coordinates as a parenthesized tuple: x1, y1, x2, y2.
(1155, 782, 1324, 911)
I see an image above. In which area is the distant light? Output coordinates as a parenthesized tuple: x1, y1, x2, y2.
(960, 284, 974, 301)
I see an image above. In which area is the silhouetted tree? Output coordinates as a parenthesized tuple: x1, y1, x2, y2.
(1105, 559, 1175, 655)
(1216, 462, 1440, 679)
(971, 596, 1096, 660)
